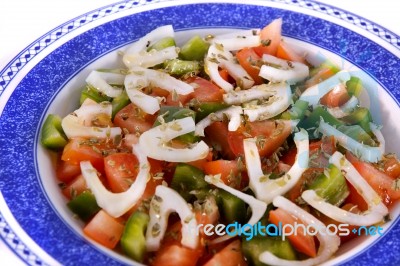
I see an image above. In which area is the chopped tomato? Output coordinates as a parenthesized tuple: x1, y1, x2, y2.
(56, 159, 81, 183)
(286, 168, 324, 203)
(186, 150, 213, 170)
(380, 155, 400, 179)
(203, 160, 242, 189)
(203, 239, 247, 266)
(150, 87, 170, 98)
(269, 208, 317, 258)
(151, 222, 203, 266)
(114, 103, 157, 134)
(320, 83, 351, 107)
(346, 152, 400, 206)
(62, 174, 88, 199)
(304, 66, 337, 88)
(219, 69, 230, 82)
(344, 180, 369, 211)
(151, 244, 202, 266)
(236, 47, 263, 85)
(165, 92, 194, 106)
(253, 18, 282, 57)
(205, 121, 236, 159)
(83, 210, 124, 249)
(276, 41, 307, 64)
(61, 137, 114, 172)
(281, 136, 336, 168)
(227, 120, 292, 158)
(104, 153, 139, 193)
(187, 76, 224, 103)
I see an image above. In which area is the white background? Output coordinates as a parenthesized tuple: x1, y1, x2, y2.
(0, 0, 398, 264)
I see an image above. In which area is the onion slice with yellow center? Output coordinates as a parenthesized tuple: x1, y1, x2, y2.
(139, 117, 209, 162)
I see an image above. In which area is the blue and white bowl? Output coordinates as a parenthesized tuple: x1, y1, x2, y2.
(0, 1, 399, 265)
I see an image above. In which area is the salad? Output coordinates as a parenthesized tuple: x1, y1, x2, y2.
(41, 19, 400, 266)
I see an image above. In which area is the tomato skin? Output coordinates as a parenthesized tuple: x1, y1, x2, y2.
(203, 160, 242, 189)
(227, 120, 292, 158)
(83, 210, 125, 249)
(205, 121, 236, 159)
(236, 48, 263, 85)
(56, 159, 81, 183)
(150, 222, 203, 266)
(346, 152, 400, 206)
(62, 174, 88, 199)
(276, 41, 307, 64)
(203, 239, 247, 266)
(114, 103, 157, 134)
(187, 76, 224, 103)
(304, 67, 336, 88)
(104, 153, 139, 193)
(61, 138, 108, 172)
(253, 18, 282, 57)
(269, 208, 317, 258)
(320, 83, 351, 108)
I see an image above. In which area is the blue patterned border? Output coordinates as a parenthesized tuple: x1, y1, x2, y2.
(0, 0, 399, 266)
(0, 212, 51, 266)
(1, 0, 399, 98)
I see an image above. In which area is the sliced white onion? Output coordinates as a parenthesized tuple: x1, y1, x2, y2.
(299, 70, 351, 107)
(319, 121, 384, 162)
(123, 46, 178, 69)
(213, 29, 260, 39)
(205, 44, 254, 92)
(223, 83, 280, 105)
(74, 99, 112, 126)
(244, 129, 309, 204)
(124, 72, 160, 114)
(80, 144, 149, 218)
(243, 82, 292, 121)
(124, 25, 174, 55)
(61, 99, 121, 139)
(129, 66, 194, 95)
(327, 95, 359, 118)
(139, 117, 209, 162)
(85, 70, 124, 98)
(204, 174, 267, 244)
(195, 105, 242, 136)
(259, 54, 309, 84)
(146, 185, 198, 252)
(212, 35, 260, 51)
(259, 196, 340, 266)
(302, 151, 388, 226)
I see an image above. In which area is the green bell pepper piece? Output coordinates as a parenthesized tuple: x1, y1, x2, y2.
(147, 36, 176, 51)
(308, 164, 349, 206)
(216, 190, 246, 225)
(179, 35, 210, 61)
(170, 163, 209, 201)
(111, 90, 130, 119)
(41, 114, 68, 150)
(80, 85, 112, 105)
(242, 236, 297, 266)
(121, 211, 150, 262)
(195, 102, 230, 122)
(164, 59, 201, 76)
(67, 191, 101, 222)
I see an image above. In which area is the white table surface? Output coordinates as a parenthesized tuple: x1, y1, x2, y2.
(0, 0, 398, 264)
